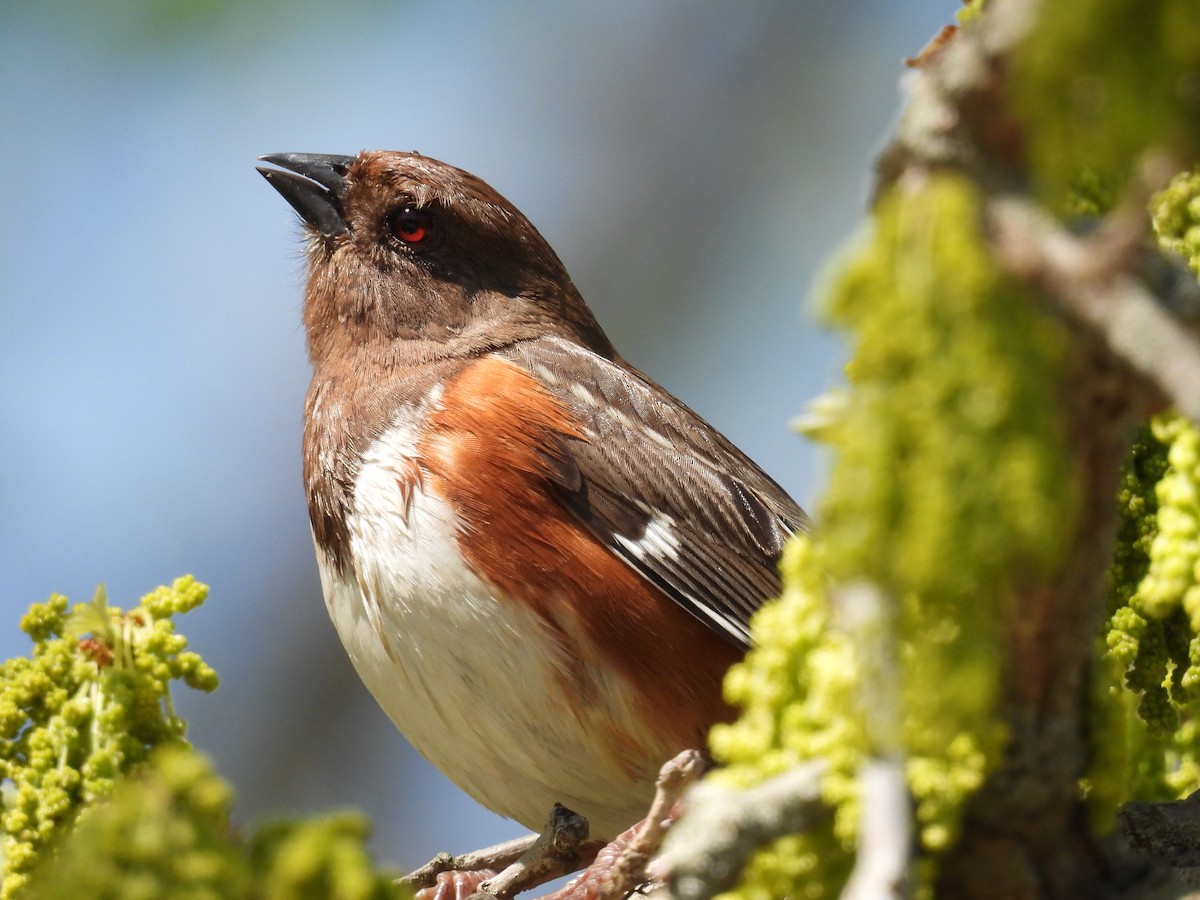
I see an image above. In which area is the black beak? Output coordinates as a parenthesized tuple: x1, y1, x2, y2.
(257, 153, 357, 239)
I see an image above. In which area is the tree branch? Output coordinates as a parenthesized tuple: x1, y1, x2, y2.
(657, 762, 829, 900)
(841, 760, 911, 900)
(402, 836, 541, 893)
(987, 188, 1200, 424)
(833, 582, 912, 900)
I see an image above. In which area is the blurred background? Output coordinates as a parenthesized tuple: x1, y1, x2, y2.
(0, 0, 951, 872)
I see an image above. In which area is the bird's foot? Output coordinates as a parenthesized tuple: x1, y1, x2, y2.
(403, 804, 601, 900)
(417, 868, 498, 900)
(541, 750, 704, 899)
(404, 751, 704, 899)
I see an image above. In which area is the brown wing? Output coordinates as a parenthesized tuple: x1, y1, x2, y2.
(503, 337, 810, 649)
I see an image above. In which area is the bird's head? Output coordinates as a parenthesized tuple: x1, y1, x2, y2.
(258, 151, 613, 364)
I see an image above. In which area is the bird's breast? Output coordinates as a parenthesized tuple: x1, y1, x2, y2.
(311, 356, 737, 837)
(315, 382, 665, 836)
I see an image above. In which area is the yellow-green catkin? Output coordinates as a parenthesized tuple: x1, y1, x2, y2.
(955, 1, 986, 26)
(23, 745, 402, 900)
(6, 583, 403, 900)
(1153, 166, 1200, 277)
(1134, 418, 1200, 635)
(22, 744, 251, 900)
(1098, 416, 1200, 805)
(822, 174, 1075, 626)
(0, 578, 217, 899)
(711, 1, 1200, 892)
(1012, 0, 1200, 208)
(1088, 427, 1169, 826)
(1091, 164, 1200, 819)
(248, 811, 402, 900)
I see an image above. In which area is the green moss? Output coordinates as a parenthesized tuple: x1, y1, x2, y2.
(709, 537, 856, 899)
(1012, 0, 1200, 207)
(713, 172, 1074, 896)
(823, 172, 1072, 860)
(821, 174, 1076, 600)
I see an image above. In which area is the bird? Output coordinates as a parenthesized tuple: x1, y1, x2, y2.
(257, 150, 810, 842)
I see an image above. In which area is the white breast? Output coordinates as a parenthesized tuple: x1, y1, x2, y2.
(315, 413, 660, 838)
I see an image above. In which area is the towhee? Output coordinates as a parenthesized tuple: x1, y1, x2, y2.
(257, 151, 809, 840)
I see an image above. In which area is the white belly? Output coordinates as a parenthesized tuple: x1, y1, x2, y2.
(315, 422, 657, 838)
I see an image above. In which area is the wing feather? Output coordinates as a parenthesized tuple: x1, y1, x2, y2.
(503, 337, 810, 649)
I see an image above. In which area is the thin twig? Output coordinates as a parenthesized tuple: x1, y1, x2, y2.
(401, 835, 541, 892)
(656, 762, 829, 900)
(988, 192, 1200, 424)
(840, 760, 911, 900)
(833, 583, 911, 900)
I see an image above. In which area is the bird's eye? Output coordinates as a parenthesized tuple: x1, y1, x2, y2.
(388, 207, 433, 245)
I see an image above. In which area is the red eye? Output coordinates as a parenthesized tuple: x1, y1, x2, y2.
(389, 207, 433, 244)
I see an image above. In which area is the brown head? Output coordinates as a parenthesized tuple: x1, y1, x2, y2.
(257, 151, 616, 366)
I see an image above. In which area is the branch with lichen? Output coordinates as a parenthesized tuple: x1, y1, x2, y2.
(655, 0, 1200, 898)
(9, 3, 1200, 898)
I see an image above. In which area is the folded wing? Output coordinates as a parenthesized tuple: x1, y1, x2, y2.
(504, 337, 810, 649)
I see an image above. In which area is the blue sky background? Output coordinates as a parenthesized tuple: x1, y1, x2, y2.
(0, 0, 952, 872)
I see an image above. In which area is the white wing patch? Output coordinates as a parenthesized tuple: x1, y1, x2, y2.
(612, 511, 681, 562)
